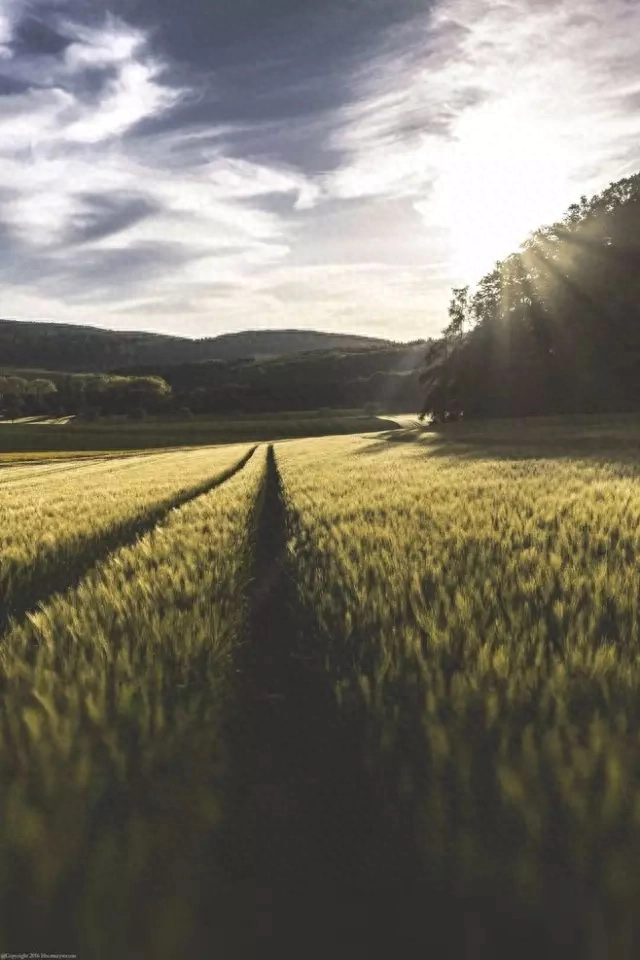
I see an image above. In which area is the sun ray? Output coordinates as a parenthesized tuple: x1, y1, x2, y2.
(430, 98, 580, 284)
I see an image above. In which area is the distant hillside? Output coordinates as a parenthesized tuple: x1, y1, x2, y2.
(121, 343, 428, 414)
(1, 343, 427, 419)
(0, 319, 392, 372)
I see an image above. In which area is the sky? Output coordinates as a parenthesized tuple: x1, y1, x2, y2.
(1, 0, 639, 341)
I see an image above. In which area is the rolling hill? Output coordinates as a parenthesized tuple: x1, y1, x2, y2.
(0, 319, 393, 372)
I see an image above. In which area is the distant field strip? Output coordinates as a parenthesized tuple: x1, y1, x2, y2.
(0, 444, 255, 631)
(0, 455, 150, 486)
(0, 412, 393, 454)
(0, 445, 229, 491)
(0, 445, 266, 955)
(278, 433, 640, 952)
(0, 448, 178, 481)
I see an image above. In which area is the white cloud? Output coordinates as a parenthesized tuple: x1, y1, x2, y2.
(62, 15, 145, 71)
(64, 60, 178, 143)
(1, 0, 639, 340)
(327, 0, 640, 284)
(0, 0, 17, 56)
(0, 8, 316, 315)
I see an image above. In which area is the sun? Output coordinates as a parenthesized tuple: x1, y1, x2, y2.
(430, 99, 577, 283)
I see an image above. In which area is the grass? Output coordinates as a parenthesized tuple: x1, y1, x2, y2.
(277, 428, 640, 955)
(2, 416, 640, 956)
(0, 444, 252, 630)
(0, 450, 137, 465)
(430, 411, 640, 452)
(0, 446, 265, 956)
(0, 411, 394, 453)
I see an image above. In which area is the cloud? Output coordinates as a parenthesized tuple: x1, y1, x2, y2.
(0, 0, 639, 340)
(64, 192, 161, 244)
(0, 0, 19, 55)
(14, 14, 72, 57)
(326, 0, 640, 283)
(0, 3, 319, 326)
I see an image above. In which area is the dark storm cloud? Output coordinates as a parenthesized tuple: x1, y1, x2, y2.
(0, 73, 31, 95)
(72, 64, 121, 101)
(0, 236, 201, 302)
(65, 192, 161, 245)
(26, 1, 434, 177)
(98, 0, 430, 71)
(14, 15, 73, 56)
(113, 0, 436, 171)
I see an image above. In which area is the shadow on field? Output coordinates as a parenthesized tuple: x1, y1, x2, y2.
(357, 425, 433, 454)
(203, 446, 597, 959)
(358, 421, 640, 467)
(211, 446, 433, 958)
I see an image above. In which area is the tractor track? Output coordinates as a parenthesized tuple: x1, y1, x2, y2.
(213, 445, 428, 958)
(0, 445, 257, 636)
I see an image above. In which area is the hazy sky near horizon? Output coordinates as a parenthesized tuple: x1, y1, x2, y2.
(1, 0, 639, 341)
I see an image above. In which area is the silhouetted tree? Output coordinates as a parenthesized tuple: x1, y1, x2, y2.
(421, 171, 640, 419)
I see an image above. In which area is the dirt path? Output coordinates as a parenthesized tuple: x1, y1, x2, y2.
(214, 445, 427, 957)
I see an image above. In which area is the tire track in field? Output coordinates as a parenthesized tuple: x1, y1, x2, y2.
(214, 445, 426, 958)
(0, 445, 257, 636)
(0, 447, 190, 485)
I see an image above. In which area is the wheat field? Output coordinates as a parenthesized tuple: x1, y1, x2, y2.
(1, 424, 640, 956)
(279, 432, 640, 954)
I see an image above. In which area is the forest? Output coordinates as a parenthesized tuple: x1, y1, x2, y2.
(421, 171, 640, 420)
(0, 344, 425, 419)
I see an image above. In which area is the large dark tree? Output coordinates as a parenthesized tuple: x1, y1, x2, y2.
(421, 172, 640, 419)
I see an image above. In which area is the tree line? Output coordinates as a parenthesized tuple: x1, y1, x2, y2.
(0, 344, 426, 420)
(131, 345, 425, 416)
(0, 374, 171, 420)
(421, 171, 640, 420)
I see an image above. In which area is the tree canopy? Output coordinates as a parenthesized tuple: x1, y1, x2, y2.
(421, 172, 640, 420)
(0, 373, 172, 420)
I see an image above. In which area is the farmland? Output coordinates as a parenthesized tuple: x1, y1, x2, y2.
(279, 428, 640, 955)
(1, 443, 264, 956)
(0, 409, 393, 455)
(2, 420, 640, 956)
(0, 443, 255, 631)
